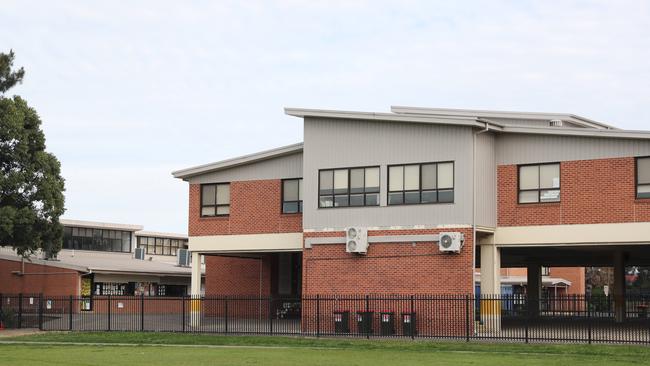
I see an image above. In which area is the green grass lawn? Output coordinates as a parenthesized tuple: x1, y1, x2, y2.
(1, 332, 650, 366)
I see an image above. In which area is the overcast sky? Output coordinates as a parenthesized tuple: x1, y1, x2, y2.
(2, 1, 649, 233)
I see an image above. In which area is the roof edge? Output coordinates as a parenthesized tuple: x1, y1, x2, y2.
(390, 106, 618, 130)
(172, 142, 303, 180)
(60, 219, 143, 232)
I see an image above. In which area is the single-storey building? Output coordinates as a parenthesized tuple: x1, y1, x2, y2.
(0, 219, 204, 303)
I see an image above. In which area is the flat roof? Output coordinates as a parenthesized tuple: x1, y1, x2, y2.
(135, 230, 188, 240)
(61, 219, 143, 232)
(0, 248, 203, 277)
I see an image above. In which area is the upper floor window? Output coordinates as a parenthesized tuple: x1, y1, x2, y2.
(201, 183, 230, 216)
(518, 163, 560, 203)
(637, 157, 650, 199)
(62, 226, 131, 253)
(282, 178, 303, 213)
(388, 162, 454, 205)
(319, 167, 379, 208)
(137, 236, 188, 256)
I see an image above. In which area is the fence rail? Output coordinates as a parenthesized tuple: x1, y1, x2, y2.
(1, 293, 650, 344)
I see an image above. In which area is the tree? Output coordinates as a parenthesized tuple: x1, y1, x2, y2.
(0, 50, 25, 93)
(0, 50, 65, 258)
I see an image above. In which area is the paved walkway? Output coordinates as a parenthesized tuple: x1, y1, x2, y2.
(0, 329, 43, 338)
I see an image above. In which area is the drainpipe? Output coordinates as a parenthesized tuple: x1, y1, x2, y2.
(472, 121, 490, 297)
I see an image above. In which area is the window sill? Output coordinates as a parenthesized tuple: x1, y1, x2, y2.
(281, 212, 303, 216)
(199, 215, 230, 220)
(318, 205, 381, 210)
(634, 198, 650, 204)
(517, 202, 561, 207)
(387, 202, 455, 207)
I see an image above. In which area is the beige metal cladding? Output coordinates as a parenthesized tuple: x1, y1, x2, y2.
(186, 151, 303, 184)
(189, 233, 303, 253)
(475, 132, 497, 228)
(302, 117, 475, 230)
(496, 133, 650, 166)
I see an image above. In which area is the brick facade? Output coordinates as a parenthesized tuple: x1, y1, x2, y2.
(498, 157, 650, 226)
(0, 258, 81, 297)
(204, 255, 272, 296)
(302, 228, 474, 296)
(188, 180, 302, 237)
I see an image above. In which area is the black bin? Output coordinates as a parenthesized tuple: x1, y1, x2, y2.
(333, 311, 350, 333)
(380, 312, 395, 336)
(401, 312, 417, 336)
(356, 311, 373, 334)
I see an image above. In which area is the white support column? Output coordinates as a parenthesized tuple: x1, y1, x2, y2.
(479, 236, 501, 332)
(527, 264, 542, 318)
(613, 251, 626, 323)
(190, 252, 202, 327)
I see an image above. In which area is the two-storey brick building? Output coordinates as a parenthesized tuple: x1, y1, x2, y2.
(173, 106, 650, 324)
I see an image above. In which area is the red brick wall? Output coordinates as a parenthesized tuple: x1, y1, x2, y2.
(0, 258, 80, 297)
(498, 157, 650, 226)
(188, 180, 302, 236)
(204, 255, 271, 296)
(300, 228, 475, 336)
(302, 228, 474, 296)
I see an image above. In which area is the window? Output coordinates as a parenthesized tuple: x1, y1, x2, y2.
(282, 178, 303, 213)
(62, 226, 132, 253)
(137, 236, 188, 256)
(388, 162, 454, 205)
(518, 163, 560, 203)
(201, 183, 230, 216)
(637, 157, 650, 199)
(318, 167, 380, 208)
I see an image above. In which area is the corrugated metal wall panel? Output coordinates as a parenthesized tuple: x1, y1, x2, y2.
(496, 134, 650, 165)
(476, 133, 497, 228)
(187, 152, 303, 184)
(303, 117, 474, 230)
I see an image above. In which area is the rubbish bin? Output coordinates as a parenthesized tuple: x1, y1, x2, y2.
(380, 312, 395, 336)
(334, 311, 350, 333)
(401, 312, 417, 336)
(356, 311, 373, 334)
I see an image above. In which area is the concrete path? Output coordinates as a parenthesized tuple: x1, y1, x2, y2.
(0, 329, 43, 338)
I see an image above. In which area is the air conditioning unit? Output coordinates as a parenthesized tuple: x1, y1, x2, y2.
(177, 248, 191, 267)
(549, 119, 563, 127)
(345, 227, 368, 254)
(134, 247, 145, 260)
(438, 232, 464, 253)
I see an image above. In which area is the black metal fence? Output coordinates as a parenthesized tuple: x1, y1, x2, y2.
(2, 293, 650, 344)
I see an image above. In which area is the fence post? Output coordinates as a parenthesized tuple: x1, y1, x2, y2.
(18, 293, 23, 329)
(182, 295, 186, 333)
(586, 298, 591, 344)
(365, 295, 370, 339)
(224, 297, 229, 334)
(465, 295, 470, 342)
(525, 295, 529, 344)
(410, 295, 415, 340)
(140, 294, 145, 332)
(316, 295, 320, 338)
(268, 296, 273, 335)
(69, 296, 73, 331)
(38, 293, 44, 331)
(107, 295, 111, 332)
